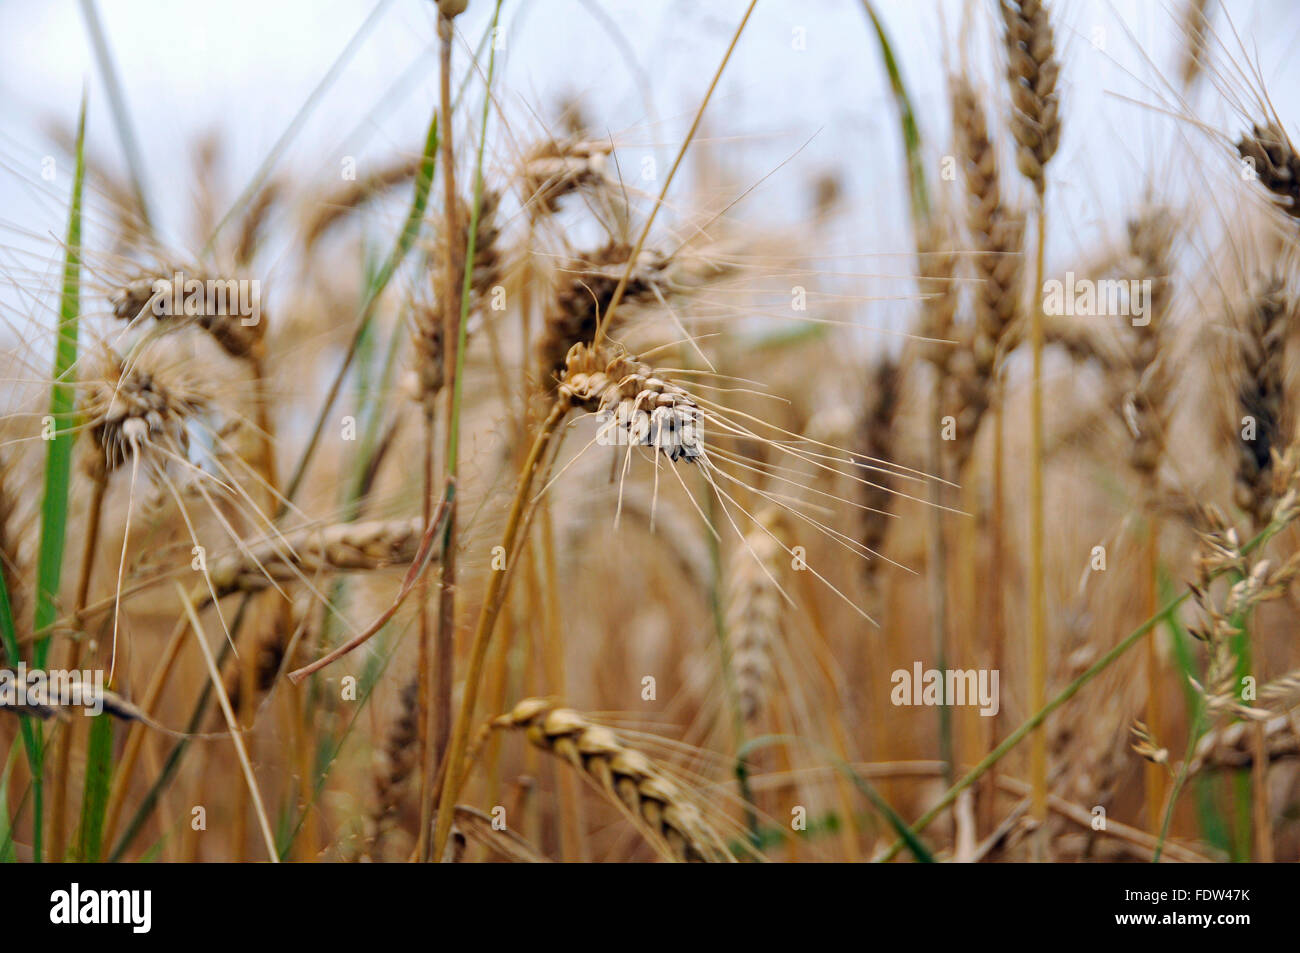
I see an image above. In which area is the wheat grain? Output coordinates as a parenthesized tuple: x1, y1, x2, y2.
(558, 341, 704, 463)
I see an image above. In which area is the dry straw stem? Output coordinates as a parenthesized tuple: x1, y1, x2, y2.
(1238, 123, 1300, 221)
(1001, 0, 1061, 845)
(488, 698, 734, 862)
(418, 0, 474, 865)
(429, 399, 568, 862)
(174, 581, 278, 862)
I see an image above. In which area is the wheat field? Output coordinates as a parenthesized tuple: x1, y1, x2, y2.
(1, 0, 1299, 865)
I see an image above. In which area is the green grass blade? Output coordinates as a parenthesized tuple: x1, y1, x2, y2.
(27, 94, 87, 863)
(0, 750, 19, 863)
(860, 0, 928, 224)
(35, 94, 86, 663)
(0, 563, 37, 862)
(75, 715, 113, 861)
(78, 0, 154, 234)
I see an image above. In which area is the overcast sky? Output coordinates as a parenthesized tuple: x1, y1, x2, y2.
(2, 1, 1298, 348)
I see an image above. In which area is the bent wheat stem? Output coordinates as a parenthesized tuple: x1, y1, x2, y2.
(431, 398, 568, 860)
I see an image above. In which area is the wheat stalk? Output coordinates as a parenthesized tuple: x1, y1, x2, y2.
(1000, 0, 1062, 853)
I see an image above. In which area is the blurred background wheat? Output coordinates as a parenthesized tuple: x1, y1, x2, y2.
(2, 0, 1300, 863)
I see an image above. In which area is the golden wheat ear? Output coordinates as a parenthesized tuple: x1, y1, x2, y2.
(537, 243, 669, 381)
(1231, 276, 1291, 529)
(363, 675, 420, 862)
(1000, 0, 1062, 197)
(488, 698, 735, 862)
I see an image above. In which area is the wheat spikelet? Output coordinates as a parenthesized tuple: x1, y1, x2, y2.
(233, 179, 282, 266)
(409, 303, 445, 415)
(1233, 276, 1291, 529)
(438, 187, 504, 309)
(558, 341, 704, 463)
(303, 155, 421, 252)
(520, 138, 612, 216)
(724, 507, 787, 724)
(1238, 123, 1300, 221)
(536, 242, 668, 380)
(0, 452, 26, 657)
(1190, 712, 1300, 775)
(858, 356, 899, 594)
(950, 77, 1026, 382)
(489, 698, 733, 862)
(110, 271, 266, 362)
(916, 219, 983, 469)
(1000, 0, 1062, 196)
(1123, 209, 1175, 481)
(1178, 0, 1212, 91)
(205, 517, 429, 599)
(81, 354, 202, 479)
(364, 675, 420, 861)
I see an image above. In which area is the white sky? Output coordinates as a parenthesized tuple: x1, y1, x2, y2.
(1, 1, 1298, 349)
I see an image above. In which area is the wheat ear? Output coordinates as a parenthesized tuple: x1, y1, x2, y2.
(1238, 123, 1300, 221)
(488, 698, 734, 862)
